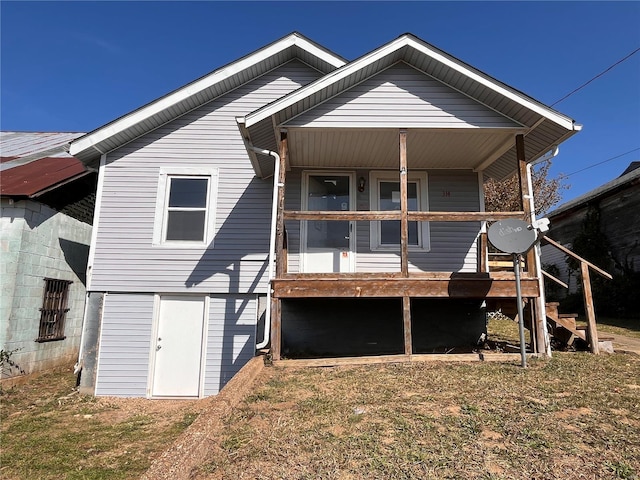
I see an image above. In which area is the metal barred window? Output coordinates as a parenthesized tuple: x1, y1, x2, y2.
(36, 278, 72, 342)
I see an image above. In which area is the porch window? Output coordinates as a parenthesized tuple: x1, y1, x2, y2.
(36, 278, 72, 342)
(153, 167, 218, 246)
(370, 171, 430, 251)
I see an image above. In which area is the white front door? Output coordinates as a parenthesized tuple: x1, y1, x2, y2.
(302, 172, 355, 273)
(152, 296, 206, 397)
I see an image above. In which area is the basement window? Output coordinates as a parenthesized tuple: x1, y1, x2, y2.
(36, 278, 72, 342)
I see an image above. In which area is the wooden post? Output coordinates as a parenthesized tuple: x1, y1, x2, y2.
(403, 296, 412, 356)
(399, 129, 409, 277)
(270, 297, 281, 360)
(516, 133, 546, 354)
(271, 132, 288, 361)
(276, 133, 288, 277)
(581, 262, 600, 354)
(479, 231, 488, 273)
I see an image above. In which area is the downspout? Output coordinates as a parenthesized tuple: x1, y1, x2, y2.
(243, 139, 281, 350)
(526, 146, 559, 357)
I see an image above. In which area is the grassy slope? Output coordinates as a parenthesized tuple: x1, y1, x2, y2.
(196, 354, 640, 480)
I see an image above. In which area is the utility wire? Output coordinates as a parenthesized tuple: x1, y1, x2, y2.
(551, 47, 640, 107)
(566, 147, 640, 177)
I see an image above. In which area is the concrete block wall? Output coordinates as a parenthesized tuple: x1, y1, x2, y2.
(0, 198, 91, 378)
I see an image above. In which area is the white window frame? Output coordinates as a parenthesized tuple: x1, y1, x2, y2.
(369, 170, 430, 252)
(153, 167, 218, 247)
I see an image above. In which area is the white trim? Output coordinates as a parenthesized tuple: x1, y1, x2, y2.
(198, 295, 210, 399)
(85, 154, 107, 291)
(244, 35, 577, 131)
(152, 167, 219, 248)
(70, 34, 345, 157)
(369, 170, 430, 252)
(300, 171, 356, 273)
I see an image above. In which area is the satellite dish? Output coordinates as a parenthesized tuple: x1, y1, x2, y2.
(488, 219, 537, 254)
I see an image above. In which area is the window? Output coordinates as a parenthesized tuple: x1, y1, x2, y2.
(36, 278, 72, 342)
(370, 171, 430, 251)
(153, 168, 218, 246)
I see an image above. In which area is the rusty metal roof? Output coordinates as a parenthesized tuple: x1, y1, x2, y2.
(1, 131, 88, 197)
(1, 156, 88, 196)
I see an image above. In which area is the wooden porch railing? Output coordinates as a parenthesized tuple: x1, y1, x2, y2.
(541, 236, 613, 354)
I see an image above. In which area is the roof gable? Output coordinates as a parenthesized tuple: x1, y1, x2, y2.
(283, 62, 523, 129)
(70, 32, 347, 167)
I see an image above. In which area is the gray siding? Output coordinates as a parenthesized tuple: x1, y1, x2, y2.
(285, 62, 520, 129)
(95, 293, 153, 397)
(285, 169, 480, 273)
(204, 295, 257, 396)
(90, 60, 322, 294)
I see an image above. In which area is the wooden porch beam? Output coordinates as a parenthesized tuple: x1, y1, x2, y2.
(275, 133, 288, 277)
(272, 277, 540, 298)
(283, 210, 525, 221)
(399, 129, 409, 277)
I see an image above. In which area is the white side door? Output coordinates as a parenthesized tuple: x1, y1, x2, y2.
(151, 296, 206, 397)
(301, 172, 355, 273)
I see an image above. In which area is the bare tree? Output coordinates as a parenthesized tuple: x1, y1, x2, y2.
(483, 159, 568, 216)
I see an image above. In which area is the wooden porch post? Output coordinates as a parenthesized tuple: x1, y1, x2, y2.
(399, 130, 413, 355)
(399, 129, 409, 277)
(270, 132, 288, 361)
(581, 263, 600, 354)
(516, 133, 545, 354)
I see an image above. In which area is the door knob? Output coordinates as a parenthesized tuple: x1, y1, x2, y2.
(156, 345, 162, 351)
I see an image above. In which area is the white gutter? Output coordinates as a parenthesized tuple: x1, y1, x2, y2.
(242, 139, 281, 350)
(526, 146, 558, 357)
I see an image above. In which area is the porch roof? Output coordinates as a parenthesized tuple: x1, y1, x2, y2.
(238, 33, 581, 180)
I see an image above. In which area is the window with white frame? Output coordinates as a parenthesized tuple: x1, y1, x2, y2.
(154, 168, 218, 246)
(369, 171, 430, 251)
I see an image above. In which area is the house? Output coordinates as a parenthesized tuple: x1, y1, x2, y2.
(0, 131, 96, 379)
(69, 32, 581, 398)
(541, 162, 640, 304)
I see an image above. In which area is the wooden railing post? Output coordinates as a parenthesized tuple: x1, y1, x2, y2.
(581, 262, 600, 354)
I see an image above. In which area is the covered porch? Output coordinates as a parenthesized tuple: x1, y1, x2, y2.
(235, 34, 581, 362)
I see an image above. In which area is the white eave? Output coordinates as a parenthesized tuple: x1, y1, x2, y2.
(69, 32, 346, 166)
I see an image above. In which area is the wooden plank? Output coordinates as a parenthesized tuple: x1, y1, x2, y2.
(543, 237, 613, 279)
(283, 210, 525, 221)
(273, 353, 538, 368)
(479, 231, 488, 273)
(581, 262, 600, 354)
(272, 277, 539, 298)
(403, 296, 412, 355)
(541, 269, 568, 289)
(408, 211, 525, 221)
(400, 129, 409, 277)
(278, 271, 532, 280)
(275, 134, 288, 277)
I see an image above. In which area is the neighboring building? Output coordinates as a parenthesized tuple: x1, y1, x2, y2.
(542, 162, 640, 293)
(1, 132, 96, 378)
(69, 32, 582, 398)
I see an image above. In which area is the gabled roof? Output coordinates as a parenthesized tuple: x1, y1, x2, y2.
(238, 33, 581, 180)
(69, 32, 346, 167)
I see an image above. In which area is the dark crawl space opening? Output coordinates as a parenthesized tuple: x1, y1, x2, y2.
(280, 298, 487, 359)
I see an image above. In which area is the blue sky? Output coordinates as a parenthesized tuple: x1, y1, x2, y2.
(1, 1, 639, 204)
